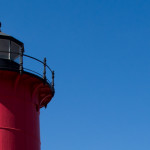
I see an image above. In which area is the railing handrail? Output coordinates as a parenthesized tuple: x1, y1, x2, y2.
(0, 50, 54, 89)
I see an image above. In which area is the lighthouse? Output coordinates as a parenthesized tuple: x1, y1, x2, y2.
(0, 23, 55, 150)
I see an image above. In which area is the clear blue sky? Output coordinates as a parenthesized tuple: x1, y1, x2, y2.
(1, 0, 150, 150)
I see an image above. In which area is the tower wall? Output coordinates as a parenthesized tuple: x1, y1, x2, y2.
(0, 70, 52, 150)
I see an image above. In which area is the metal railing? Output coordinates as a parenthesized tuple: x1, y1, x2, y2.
(0, 50, 54, 89)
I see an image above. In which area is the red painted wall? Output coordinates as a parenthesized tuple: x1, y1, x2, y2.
(0, 70, 53, 150)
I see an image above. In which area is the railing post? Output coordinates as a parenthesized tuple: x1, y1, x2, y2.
(19, 47, 24, 74)
(43, 57, 46, 83)
(0, 22, 1, 32)
(9, 40, 11, 60)
(52, 71, 54, 88)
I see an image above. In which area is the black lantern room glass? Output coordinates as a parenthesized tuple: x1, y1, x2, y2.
(0, 32, 23, 61)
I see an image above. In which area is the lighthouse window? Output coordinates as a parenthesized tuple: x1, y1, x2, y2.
(10, 41, 20, 60)
(0, 39, 10, 59)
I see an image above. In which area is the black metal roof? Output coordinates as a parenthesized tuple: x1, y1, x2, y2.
(0, 32, 24, 47)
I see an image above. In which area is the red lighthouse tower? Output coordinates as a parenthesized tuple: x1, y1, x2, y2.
(0, 23, 55, 150)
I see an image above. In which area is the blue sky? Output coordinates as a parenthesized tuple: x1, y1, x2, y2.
(1, 0, 150, 150)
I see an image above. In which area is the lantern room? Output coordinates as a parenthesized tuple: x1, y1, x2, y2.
(0, 32, 23, 60)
